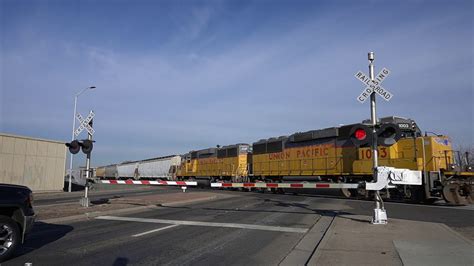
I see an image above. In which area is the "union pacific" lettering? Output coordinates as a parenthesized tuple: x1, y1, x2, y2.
(296, 145, 331, 158)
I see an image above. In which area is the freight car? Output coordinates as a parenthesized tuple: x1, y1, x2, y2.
(104, 164, 118, 179)
(176, 116, 473, 204)
(96, 155, 181, 180)
(137, 155, 181, 180)
(94, 164, 118, 179)
(117, 161, 139, 179)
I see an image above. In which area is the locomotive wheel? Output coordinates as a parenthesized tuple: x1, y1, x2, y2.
(340, 188, 352, 198)
(356, 187, 370, 199)
(337, 178, 352, 198)
(442, 183, 471, 205)
(405, 186, 425, 203)
(463, 183, 473, 204)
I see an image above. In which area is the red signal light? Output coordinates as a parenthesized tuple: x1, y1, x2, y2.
(349, 124, 372, 147)
(355, 129, 367, 140)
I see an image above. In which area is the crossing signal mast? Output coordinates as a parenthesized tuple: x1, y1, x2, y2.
(65, 110, 95, 207)
(353, 52, 400, 224)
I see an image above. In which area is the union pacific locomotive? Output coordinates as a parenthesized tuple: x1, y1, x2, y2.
(176, 116, 473, 204)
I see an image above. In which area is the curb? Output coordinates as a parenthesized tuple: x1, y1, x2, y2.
(279, 214, 336, 266)
(306, 215, 338, 265)
(40, 195, 220, 224)
(437, 223, 474, 245)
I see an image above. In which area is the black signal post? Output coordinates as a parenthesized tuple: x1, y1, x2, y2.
(81, 119, 94, 207)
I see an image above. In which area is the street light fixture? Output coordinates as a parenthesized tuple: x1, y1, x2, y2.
(68, 86, 96, 192)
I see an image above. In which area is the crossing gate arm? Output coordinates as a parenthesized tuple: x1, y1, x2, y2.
(210, 182, 360, 189)
(101, 180, 198, 186)
(365, 166, 422, 191)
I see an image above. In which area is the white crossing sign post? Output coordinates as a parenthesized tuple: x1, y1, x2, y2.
(74, 110, 95, 208)
(74, 110, 95, 137)
(355, 67, 393, 103)
(356, 52, 393, 225)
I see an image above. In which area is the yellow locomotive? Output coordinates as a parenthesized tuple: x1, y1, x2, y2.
(177, 116, 473, 204)
(178, 144, 251, 182)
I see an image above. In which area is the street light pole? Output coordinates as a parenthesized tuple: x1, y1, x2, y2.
(68, 86, 95, 192)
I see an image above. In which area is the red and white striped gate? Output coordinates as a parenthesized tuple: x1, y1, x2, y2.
(100, 180, 198, 192)
(210, 182, 360, 189)
(101, 180, 198, 186)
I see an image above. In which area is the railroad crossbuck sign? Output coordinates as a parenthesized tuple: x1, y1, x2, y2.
(355, 67, 393, 103)
(74, 110, 95, 137)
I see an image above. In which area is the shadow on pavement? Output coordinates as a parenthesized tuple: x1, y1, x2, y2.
(63, 181, 85, 191)
(91, 198, 111, 205)
(158, 197, 354, 218)
(344, 200, 474, 227)
(262, 198, 353, 218)
(112, 257, 129, 266)
(337, 215, 371, 223)
(140, 191, 472, 228)
(264, 196, 473, 227)
(12, 222, 73, 259)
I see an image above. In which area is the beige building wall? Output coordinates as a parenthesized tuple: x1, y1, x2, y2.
(0, 133, 67, 191)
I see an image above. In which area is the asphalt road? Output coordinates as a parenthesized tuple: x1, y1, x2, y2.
(5, 190, 474, 266)
(34, 186, 179, 206)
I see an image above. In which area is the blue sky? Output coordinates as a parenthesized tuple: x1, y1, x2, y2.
(1, 0, 472, 166)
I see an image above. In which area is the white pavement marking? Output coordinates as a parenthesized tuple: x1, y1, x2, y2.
(96, 215, 308, 233)
(132, 224, 179, 237)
